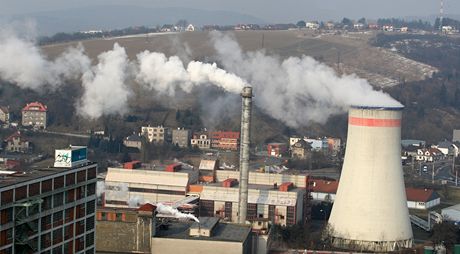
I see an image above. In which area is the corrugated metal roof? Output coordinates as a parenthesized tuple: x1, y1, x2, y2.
(105, 168, 189, 187)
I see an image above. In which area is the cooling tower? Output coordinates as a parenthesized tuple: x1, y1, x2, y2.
(238, 86, 252, 224)
(328, 106, 413, 252)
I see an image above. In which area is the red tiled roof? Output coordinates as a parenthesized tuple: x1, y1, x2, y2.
(405, 187, 438, 202)
(137, 203, 156, 212)
(4, 131, 26, 142)
(309, 179, 438, 203)
(309, 179, 339, 194)
(22, 102, 47, 112)
(0, 106, 8, 114)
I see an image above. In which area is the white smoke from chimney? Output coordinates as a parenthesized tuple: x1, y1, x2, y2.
(77, 43, 132, 118)
(156, 203, 200, 223)
(96, 181, 106, 198)
(136, 51, 246, 95)
(0, 28, 90, 90)
(210, 32, 402, 126)
(136, 51, 192, 96)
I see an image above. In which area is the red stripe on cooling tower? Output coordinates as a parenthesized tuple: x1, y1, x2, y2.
(349, 117, 401, 127)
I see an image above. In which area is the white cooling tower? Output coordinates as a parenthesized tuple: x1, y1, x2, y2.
(328, 106, 413, 252)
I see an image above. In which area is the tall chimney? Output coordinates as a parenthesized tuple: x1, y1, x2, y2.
(328, 106, 413, 252)
(238, 86, 252, 224)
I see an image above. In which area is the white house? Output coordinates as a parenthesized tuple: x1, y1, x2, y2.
(416, 148, 443, 162)
(309, 179, 440, 210)
(308, 179, 339, 202)
(186, 24, 195, 32)
(306, 22, 319, 30)
(406, 188, 441, 210)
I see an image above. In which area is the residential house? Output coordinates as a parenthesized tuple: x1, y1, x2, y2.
(306, 22, 319, 30)
(308, 178, 440, 210)
(416, 148, 443, 162)
(353, 23, 365, 30)
(309, 179, 339, 202)
(325, 22, 335, 30)
(22, 101, 47, 129)
(4, 131, 31, 153)
(437, 140, 459, 157)
(123, 133, 143, 150)
(406, 188, 441, 210)
(291, 140, 311, 160)
(0, 106, 9, 124)
(141, 125, 171, 144)
(267, 143, 287, 157)
(160, 24, 177, 32)
(191, 132, 211, 149)
(382, 25, 394, 32)
(210, 131, 239, 151)
(172, 128, 191, 148)
(186, 24, 195, 31)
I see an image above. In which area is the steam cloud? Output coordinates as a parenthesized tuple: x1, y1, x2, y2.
(78, 43, 131, 118)
(0, 25, 402, 125)
(210, 32, 402, 126)
(156, 203, 200, 222)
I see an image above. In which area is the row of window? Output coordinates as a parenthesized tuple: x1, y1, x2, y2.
(0, 167, 97, 205)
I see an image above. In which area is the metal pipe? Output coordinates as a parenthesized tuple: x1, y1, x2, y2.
(238, 86, 253, 224)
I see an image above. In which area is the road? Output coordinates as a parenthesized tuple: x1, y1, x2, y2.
(41, 130, 91, 139)
(411, 159, 458, 186)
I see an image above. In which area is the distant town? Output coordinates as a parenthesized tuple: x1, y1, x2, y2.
(1, 6, 460, 254)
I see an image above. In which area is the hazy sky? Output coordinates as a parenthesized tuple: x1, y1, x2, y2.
(0, 0, 458, 22)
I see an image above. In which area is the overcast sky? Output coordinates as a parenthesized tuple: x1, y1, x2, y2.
(0, 0, 458, 22)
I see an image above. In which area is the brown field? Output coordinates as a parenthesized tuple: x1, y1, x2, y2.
(42, 30, 437, 88)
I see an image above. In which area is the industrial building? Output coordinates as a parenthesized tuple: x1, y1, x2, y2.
(103, 163, 199, 208)
(22, 101, 48, 129)
(96, 202, 259, 254)
(0, 146, 97, 253)
(96, 204, 155, 253)
(152, 217, 254, 254)
(172, 128, 191, 148)
(189, 169, 309, 227)
(328, 106, 413, 252)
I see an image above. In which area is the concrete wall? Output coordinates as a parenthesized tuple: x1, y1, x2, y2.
(96, 217, 151, 253)
(151, 238, 244, 254)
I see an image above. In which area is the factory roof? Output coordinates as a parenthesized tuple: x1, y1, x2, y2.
(105, 166, 197, 187)
(154, 217, 251, 242)
(0, 162, 97, 189)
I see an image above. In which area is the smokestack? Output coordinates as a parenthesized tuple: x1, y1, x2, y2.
(328, 106, 413, 252)
(238, 86, 252, 224)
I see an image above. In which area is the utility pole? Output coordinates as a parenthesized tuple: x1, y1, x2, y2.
(432, 161, 435, 184)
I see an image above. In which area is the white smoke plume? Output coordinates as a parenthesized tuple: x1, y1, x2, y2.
(136, 51, 247, 95)
(156, 203, 200, 223)
(0, 28, 90, 90)
(96, 181, 106, 198)
(210, 32, 402, 126)
(77, 43, 132, 119)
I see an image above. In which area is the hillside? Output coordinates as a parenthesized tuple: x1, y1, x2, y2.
(2, 31, 459, 146)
